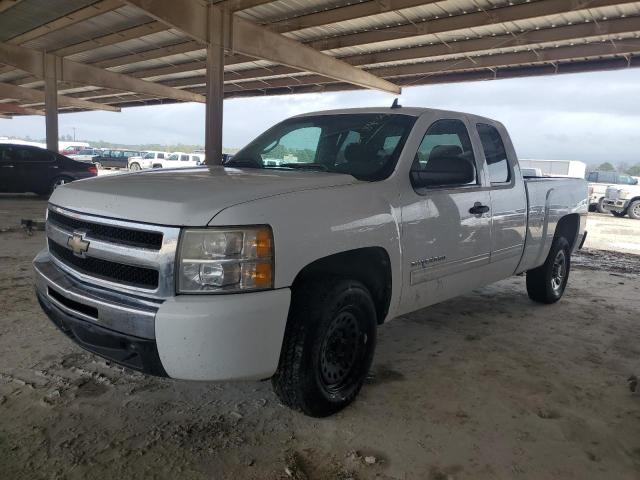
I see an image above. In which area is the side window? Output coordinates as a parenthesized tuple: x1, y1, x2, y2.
(14, 148, 51, 162)
(181, 154, 189, 162)
(192, 155, 201, 163)
(599, 171, 616, 183)
(168, 154, 178, 161)
(157, 153, 164, 159)
(111, 150, 123, 158)
(619, 174, 635, 185)
(410, 119, 477, 190)
(101, 150, 110, 157)
(477, 123, 511, 184)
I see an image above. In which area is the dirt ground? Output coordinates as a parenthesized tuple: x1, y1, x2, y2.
(1, 195, 639, 480)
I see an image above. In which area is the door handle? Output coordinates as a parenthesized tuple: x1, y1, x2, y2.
(1, 164, 14, 168)
(469, 202, 490, 215)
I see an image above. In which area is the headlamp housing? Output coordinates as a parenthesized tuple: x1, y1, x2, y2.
(177, 226, 274, 293)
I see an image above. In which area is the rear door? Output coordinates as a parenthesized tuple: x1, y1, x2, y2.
(13, 146, 57, 193)
(399, 116, 493, 313)
(0, 144, 19, 192)
(474, 123, 527, 278)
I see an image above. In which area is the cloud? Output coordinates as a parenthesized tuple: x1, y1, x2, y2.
(1, 67, 639, 165)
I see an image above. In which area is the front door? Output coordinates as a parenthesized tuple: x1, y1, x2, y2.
(399, 116, 492, 315)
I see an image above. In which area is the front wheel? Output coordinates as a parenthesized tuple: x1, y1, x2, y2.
(596, 198, 607, 214)
(526, 236, 571, 304)
(272, 278, 377, 417)
(129, 162, 141, 171)
(628, 200, 640, 220)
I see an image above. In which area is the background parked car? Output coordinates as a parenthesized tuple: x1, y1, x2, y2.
(68, 148, 101, 163)
(128, 151, 169, 171)
(587, 170, 638, 213)
(92, 149, 141, 169)
(0, 144, 96, 195)
(161, 152, 203, 168)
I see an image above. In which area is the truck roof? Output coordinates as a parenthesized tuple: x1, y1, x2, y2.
(293, 106, 502, 126)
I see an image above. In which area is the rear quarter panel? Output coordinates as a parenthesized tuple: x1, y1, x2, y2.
(516, 177, 588, 273)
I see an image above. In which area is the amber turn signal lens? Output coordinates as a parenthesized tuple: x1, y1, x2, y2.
(255, 228, 273, 258)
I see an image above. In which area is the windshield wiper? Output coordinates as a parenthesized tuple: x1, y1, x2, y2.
(280, 163, 328, 172)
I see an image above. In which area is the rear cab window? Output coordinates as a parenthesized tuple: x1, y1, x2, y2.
(476, 123, 511, 185)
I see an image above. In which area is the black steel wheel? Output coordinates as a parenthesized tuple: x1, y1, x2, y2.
(272, 277, 377, 417)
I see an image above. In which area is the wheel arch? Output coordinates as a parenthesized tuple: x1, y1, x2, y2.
(291, 247, 392, 324)
(555, 213, 580, 250)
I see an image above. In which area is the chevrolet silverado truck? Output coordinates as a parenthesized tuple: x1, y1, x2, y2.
(33, 107, 588, 417)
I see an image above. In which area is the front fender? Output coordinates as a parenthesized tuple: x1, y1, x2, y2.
(209, 181, 403, 320)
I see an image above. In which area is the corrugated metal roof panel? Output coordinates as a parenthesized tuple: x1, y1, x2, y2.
(0, 0, 97, 42)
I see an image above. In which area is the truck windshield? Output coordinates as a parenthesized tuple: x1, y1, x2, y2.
(228, 113, 416, 181)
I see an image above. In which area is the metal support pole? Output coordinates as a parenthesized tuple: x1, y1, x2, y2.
(44, 54, 58, 152)
(205, 6, 225, 165)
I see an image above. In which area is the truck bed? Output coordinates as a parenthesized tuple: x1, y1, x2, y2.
(516, 177, 588, 273)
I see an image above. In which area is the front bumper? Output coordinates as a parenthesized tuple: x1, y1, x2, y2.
(602, 198, 629, 212)
(34, 249, 291, 381)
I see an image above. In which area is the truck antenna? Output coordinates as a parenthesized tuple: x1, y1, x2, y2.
(391, 98, 401, 109)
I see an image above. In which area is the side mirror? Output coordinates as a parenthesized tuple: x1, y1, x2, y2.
(411, 156, 475, 189)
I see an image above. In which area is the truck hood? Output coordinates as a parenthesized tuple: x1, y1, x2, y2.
(50, 166, 358, 226)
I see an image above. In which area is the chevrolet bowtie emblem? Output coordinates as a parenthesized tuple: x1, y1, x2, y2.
(67, 232, 90, 256)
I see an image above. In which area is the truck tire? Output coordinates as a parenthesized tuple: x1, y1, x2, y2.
(526, 236, 571, 304)
(129, 162, 141, 171)
(611, 210, 627, 218)
(596, 198, 606, 214)
(272, 278, 377, 417)
(628, 200, 640, 220)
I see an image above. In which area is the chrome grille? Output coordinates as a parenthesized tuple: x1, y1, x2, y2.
(46, 205, 180, 299)
(605, 187, 620, 200)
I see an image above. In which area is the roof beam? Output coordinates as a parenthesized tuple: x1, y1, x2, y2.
(307, 0, 640, 51)
(0, 42, 205, 103)
(123, 0, 401, 94)
(0, 82, 120, 111)
(0, 102, 43, 115)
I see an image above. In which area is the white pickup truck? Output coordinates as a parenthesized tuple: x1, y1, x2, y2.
(33, 107, 588, 417)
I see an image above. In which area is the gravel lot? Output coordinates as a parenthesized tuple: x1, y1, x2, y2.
(1, 195, 639, 480)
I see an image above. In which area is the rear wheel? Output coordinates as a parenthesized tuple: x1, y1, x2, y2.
(526, 236, 571, 304)
(596, 198, 607, 214)
(272, 278, 377, 417)
(129, 162, 141, 171)
(628, 200, 640, 220)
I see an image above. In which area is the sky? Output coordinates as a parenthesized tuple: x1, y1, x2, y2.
(1, 68, 639, 166)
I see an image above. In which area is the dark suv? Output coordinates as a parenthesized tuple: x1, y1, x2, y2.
(92, 149, 142, 169)
(0, 144, 97, 195)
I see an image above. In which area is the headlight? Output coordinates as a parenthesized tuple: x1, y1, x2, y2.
(177, 226, 274, 293)
(619, 190, 630, 199)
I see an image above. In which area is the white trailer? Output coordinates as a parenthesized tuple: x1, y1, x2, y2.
(520, 159, 586, 178)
